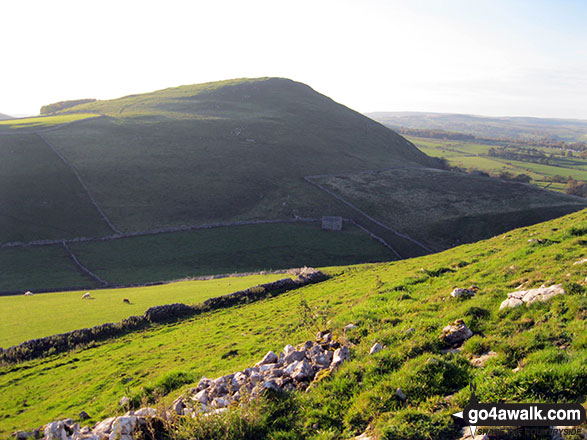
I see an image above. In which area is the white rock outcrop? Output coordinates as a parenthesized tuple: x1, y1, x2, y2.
(499, 284, 565, 310)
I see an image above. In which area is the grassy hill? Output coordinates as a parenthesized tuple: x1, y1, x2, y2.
(0, 113, 12, 120)
(0, 78, 584, 291)
(1, 209, 585, 438)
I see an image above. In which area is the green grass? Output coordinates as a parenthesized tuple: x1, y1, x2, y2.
(1, 210, 586, 438)
(312, 168, 586, 250)
(69, 223, 396, 285)
(407, 135, 587, 192)
(0, 273, 288, 348)
(0, 245, 99, 293)
(0, 134, 113, 243)
(0, 113, 99, 131)
(40, 78, 433, 235)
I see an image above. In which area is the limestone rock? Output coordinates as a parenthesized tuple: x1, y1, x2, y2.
(500, 284, 565, 310)
(291, 360, 313, 382)
(108, 416, 137, 440)
(369, 342, 382, 355)
(440, 319, 473, 346)
(344, 323, 357, 332)
(450, 288, 476, 298)
(256, 351, 278, 365)
(331, 346, 350, 369)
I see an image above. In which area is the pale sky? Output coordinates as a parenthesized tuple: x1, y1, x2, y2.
(2, 0, 586, 119)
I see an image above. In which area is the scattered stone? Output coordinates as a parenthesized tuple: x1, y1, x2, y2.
(395, 388, 407, 401)
(331, 346, 350, 370)
(108, 416, 137, 440)
(256, 351, 278, 366)
(404, 327, 415, 334)
(450, 287, 476, 298)
(133, 408, 157, 417)
(369, 342, 382, 355)
(470, 351, 498, 367)
(37, 335, 351, 439)
(440, 319, 473, 346)
(499, 284, 565, 310)
(343, 323, 357, 332)
(573, 258, 587, 265)
(78, 411, 91, 421)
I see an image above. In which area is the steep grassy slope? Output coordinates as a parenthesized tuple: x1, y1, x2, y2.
(38, 78, 435, 234)
(1, 209, 585, 438)
(311, 168, 586, 250)
(0, 134, 113, 242)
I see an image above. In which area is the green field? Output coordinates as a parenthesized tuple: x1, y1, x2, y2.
(407, 135, 587, 192)
(0, 222, 395, 293)
(312, 168, 586, 250)
(0, 273, 287, 348)
(0, 113, 99, 131)
(69, 222, 396, 285)
(1, 210, 586, 438)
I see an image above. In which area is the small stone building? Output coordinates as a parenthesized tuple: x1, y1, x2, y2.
(321, 216, 343, 231)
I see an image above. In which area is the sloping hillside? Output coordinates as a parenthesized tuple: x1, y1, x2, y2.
(0, 113, 12, 120)
(41, 78, 436, 233)
(1, 210, 585, 439)
(0, 78, 584, 291)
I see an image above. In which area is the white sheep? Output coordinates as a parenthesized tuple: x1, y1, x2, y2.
(24, 291, 33, 296)
(82, 292, 92, 299)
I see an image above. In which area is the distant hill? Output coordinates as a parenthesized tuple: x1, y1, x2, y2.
(367, 111, 587, 143)
(40, 99, 97, 115)
(0, 112, 13, 120)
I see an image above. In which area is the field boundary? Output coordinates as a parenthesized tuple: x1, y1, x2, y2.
(37, 133, 121, 234)
(61, 241, 109, 286)
(304, 173, 434, 253)
(0, 270, 328, 364)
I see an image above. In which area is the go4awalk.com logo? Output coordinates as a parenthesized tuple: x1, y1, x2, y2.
(453, 385, 586, 437)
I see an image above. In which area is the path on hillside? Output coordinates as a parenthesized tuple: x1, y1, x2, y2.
(37, 133, 121, 234)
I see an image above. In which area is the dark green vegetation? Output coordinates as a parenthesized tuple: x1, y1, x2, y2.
(367, 111, 587, 143)
(311, 168, 585, 250)
(40, 78, 435, 234)
(68, 223, 395, 285)
(1, 78, 584, 291)
(1, 210, 586, 438)
(0, 134, 112, 243)
(0, 222, 393, 293)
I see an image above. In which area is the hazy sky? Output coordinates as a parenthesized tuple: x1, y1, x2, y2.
(2, 0, 586, 119)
